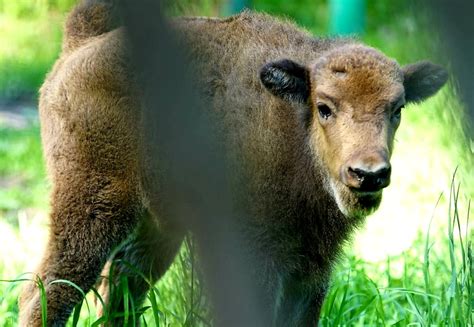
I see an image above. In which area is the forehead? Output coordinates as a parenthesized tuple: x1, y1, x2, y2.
(312, 46, 404, 110)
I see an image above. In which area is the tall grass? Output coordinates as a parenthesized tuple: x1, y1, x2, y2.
(0, 0, 472, 326)
(320, 175, 472, 326)
(1, 180, 470, 325)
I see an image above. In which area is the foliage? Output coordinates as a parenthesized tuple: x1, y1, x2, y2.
(0, 0, 472, 326)
(321, 182, 473, 326)
(0, 122, 48, 212)
(0, 1, 72, 99)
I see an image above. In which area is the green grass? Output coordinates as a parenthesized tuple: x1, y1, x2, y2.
(321, 182, 473, 326)
(0, 123, 48, 212)
(0, 0, 473, 326)
(0, 125, 472, 325)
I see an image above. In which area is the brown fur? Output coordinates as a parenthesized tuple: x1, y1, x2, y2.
(19, 2, 447, 326)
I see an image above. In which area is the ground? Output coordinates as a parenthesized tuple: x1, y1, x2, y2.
(0, 0, 472, 325)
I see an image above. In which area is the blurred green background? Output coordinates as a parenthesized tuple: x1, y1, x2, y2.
(0, 0, 472, 326)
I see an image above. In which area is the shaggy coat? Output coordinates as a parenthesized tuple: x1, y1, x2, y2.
(19, 1, 447, 326)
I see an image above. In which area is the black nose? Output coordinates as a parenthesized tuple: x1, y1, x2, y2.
(347, 165, 391, 192)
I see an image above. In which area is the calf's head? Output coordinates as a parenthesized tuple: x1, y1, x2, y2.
(260, 45, 447, 218)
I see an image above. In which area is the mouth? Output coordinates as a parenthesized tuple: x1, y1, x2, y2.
(329, 179, 384, 218)
(350, 188, 383, 198)
(353, 189, 383, 209)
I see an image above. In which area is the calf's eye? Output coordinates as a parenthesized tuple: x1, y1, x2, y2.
(317, 103, 332, 120)
(392, 105, 404, 121)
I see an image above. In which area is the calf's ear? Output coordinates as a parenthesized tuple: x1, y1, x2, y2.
(402, 61, 448, 103)
(260, 59, 310, 104)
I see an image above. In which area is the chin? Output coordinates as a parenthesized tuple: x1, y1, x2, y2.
(329, 179, 383, 219)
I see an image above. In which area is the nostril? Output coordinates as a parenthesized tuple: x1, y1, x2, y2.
(374, 166, 391, 185)
(380, 167, 390, 174)
(375, 166, 391, 180)
(348, 167, 367, 182)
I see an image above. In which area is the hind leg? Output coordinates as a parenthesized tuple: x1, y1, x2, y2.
(96, 213, 184, 325)
(19, 177, 142, 327)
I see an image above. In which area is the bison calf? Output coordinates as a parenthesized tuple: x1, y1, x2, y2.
(19, 1, 447, 326)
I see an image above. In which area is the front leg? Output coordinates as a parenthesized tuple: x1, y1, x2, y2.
(273, 274, 329, 327)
